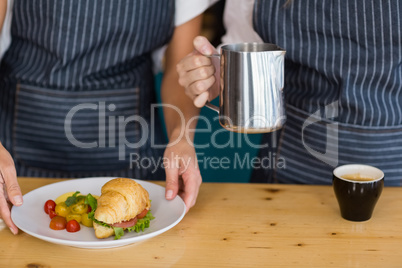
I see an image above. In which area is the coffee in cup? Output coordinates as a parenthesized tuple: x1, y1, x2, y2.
(333, 164, 384, 221)
(341, 173, 375, 182)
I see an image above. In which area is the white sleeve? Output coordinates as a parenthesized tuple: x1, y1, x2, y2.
(175, 0, 219, 26)
(0, 0, 14, 61)
(220, 0, 262, 46)
(152, 0, 218, 74)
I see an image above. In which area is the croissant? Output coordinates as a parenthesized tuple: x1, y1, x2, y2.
(94, 178, 151, 239)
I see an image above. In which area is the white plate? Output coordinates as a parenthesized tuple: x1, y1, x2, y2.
(11, 177, 186, 249)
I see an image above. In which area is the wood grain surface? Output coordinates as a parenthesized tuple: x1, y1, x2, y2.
(0, 177, 401, 267)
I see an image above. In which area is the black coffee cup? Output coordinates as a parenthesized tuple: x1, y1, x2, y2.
(333, 164, 384, 221)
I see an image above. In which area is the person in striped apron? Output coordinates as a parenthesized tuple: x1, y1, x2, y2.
(177, 0, 402, 186)
(0, 0, 214, 234)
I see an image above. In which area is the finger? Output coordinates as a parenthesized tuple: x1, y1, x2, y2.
(164, 154, 180, 201)
(0, 165, 22, 207)
(193, 36, 217, 56)
(193, 91, 210, 108)
(179, 175, 201, 213)
(0, 190, 18, 234)
(177, 177, 185, 196)
(3, 184, 9, 202)
(178, 60, 215, 96)
(178, 164, 202, 213)
(0, 144, 22, 207)
(183, 73, 216, 102)
(177, 53, 213, 74)
(179, 66, 214, 95)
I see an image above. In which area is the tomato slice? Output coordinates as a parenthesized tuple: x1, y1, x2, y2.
(66, 220, 81, 233)
(49, 210, 57, 219)
(44, 200, 56, 214)
(110, 209, 147, 228)
(111, 217, 138, 228)
(49, 216, 67, 230)
(137, 209, 148, 219)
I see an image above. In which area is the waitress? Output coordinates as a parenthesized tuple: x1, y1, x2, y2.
(0, 0, 215, 234)
(177, 0, 402, 185)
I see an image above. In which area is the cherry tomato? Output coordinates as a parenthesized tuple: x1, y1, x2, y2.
(55, 203, 69, 217)
(49, 216, 67, 230)
(66, 214, 82, 223)
(137, 209, 148, 219)
(49, 210, 57, 219)
(87, 206, 92, 213)
(81, 213, 93, 227)
(66, 220, 81, 233)
(70, 203, 88, 214)
(44, 200, 56, 214)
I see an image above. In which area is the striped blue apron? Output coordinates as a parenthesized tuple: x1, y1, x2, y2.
(0, 0, 175, 179)
(252, 0, 402, 186)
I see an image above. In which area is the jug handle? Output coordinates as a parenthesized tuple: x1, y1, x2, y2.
(204, 54, 221, 114)
(205, 101, 219, 113)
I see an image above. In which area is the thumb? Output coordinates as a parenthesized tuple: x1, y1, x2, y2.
(193, 36, 217, 56)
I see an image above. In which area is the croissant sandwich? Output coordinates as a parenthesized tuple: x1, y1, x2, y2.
(92, 178, 154, 239)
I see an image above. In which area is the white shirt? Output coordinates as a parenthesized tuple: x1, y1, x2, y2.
(0, 0, 13, 60)
(176, 0, 217, 26)
(220, 0, 262, 45)
(153, 0, 217, 73)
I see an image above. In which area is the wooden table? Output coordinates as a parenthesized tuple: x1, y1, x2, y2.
(1, 178, 402, 267)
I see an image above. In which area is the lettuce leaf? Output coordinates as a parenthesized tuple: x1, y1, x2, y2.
(92, 211, 155, 240)
(65, 191, 80, 207)
(92, 218, 111, 228)
(85, 193, 98, 219)
(113, 227, 125, 240)
(127, 211, 155, 233)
